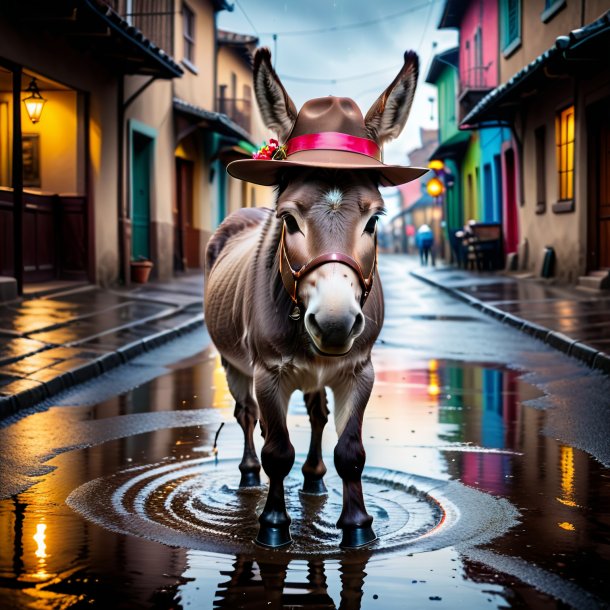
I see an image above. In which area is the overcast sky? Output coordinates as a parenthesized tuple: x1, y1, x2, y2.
(218, 0, 457, 167)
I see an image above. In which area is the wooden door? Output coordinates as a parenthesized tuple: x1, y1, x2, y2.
(599, 112, 610, 268)
(175, 158, 198, 269)
(503, 148, 519, 254)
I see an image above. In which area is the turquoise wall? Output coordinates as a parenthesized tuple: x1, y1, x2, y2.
(479, 127, 511, 223)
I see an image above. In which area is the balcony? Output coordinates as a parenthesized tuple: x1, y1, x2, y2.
(217, 97, 252, 135)
(458, 64, 494, 123)
(100, 0, 174, 56)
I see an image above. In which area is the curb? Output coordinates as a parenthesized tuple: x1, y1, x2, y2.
(410, 269, 610, 377)
(0, 313, 205, 419)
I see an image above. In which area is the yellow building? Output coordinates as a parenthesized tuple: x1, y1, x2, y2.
(0, 0, 269, 298)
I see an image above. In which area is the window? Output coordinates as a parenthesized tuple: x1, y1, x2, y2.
(555, 106, 574, 201)
(501, 0, 521, 56)
(541, 0, 566, 23)
(535, 126, 546, 213)
(182, 3, 195, 65)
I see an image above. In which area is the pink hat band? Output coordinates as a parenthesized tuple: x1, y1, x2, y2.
(285, 131, 382, 161)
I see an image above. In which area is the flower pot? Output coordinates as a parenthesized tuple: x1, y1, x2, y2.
(130, 260, 154, 284)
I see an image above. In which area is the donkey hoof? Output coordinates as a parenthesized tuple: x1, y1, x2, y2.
(239, 471, 261, 487)
(255, 525, 292, 548)
(301, 478, 327, 495)
(340, 526, 377, 549)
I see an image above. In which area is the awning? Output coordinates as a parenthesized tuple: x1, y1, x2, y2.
(173, 97, 256, 146)
(429, 130, 470, 160)
(0, 0, 183, 78)
(462, 10, 610, 127)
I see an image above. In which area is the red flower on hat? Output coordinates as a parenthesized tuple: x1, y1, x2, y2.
(253, 139, 286, 160)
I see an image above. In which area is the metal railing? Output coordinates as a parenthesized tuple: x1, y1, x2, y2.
(101, 0, 174, 56)
(460, 64, 493, 94)
(217, 97, 252, 134)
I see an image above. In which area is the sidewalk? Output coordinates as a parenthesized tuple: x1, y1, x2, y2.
(410, 265, 610, 376)
(0, 274, 205, 418)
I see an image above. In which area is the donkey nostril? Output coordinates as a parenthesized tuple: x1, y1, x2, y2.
(306, 313, 323, 336)
(351, 312, 365, 336)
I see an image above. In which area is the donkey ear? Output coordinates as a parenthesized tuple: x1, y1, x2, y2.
(364, 51, 419, 146)
(253, 47, 298, 142)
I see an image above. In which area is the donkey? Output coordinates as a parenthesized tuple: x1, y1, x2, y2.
(204, 48, 423, 548)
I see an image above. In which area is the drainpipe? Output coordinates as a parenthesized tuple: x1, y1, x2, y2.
(117, 75, 158, 286)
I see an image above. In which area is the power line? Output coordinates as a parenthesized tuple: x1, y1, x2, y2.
(235, 0, 259, 36)
(279, 63, 401, 85)
(257, 0, 434, 37)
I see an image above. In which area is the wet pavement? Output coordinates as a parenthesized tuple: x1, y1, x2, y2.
(411, 267, 610, 372)
(1, 255, 609, 608)
(0, 274, 205, 416)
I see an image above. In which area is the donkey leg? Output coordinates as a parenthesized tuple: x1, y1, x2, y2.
(254, 366, 295, 548)
(332, 360, 377, 548)
(301, 390, 329, 495)
(223, 360, 261, 487)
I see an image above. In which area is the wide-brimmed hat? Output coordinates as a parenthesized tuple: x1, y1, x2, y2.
(227, 96, 428, 187)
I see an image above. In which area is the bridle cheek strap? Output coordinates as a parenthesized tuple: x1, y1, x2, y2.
(278, 224, 377, 309)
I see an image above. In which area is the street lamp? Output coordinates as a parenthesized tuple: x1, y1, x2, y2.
(23, 78, 46, 124)
(427, 159, 444, 172)
(426, 176, 444, 198)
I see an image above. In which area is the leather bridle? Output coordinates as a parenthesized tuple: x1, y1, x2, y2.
(277, 222, 378, 314)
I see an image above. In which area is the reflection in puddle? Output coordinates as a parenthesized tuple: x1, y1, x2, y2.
(1, 350, 609, 607)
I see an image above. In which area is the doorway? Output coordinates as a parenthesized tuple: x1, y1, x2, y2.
(174, 157, 198, 269)
(503, 147, 518, 254)
(588, 100, 610, 270)
(131, 131, 153, 260)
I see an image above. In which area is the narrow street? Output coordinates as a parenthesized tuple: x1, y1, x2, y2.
(0, 255, 608, 609)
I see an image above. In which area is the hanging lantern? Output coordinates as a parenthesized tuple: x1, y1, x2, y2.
(426, 176, 444, 197)
(23, 78, 46, 124)
(428, 159, 444, 171)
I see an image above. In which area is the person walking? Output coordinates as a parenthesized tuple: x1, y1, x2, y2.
(416, 223, 434, 266)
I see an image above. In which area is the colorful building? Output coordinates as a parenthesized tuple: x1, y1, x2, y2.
(436, 0, 515, 254)
(425, 48, 469, 259)
(463, 3, 610, 286)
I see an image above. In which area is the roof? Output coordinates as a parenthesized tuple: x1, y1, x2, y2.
(462, 10, 610, 127)
(218, 29, 259, 46)
(429, 129, 470, 160)
(217, 29, 259, 64)
(0, 0, 183, 78)
(438, 0, 467, 29)
(173, 97, 254, 145)
(425, 47, 459, 84)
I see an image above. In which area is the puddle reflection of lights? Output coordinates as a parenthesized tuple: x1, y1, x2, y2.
(428, 359, 440, 397)
(557, 445, 579, 508)
(34, 522, 48, 579)
(212, 355, 232, 409)
(558, 522, 575, 531)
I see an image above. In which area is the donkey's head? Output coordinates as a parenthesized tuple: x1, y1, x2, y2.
(253, 48, 419, 356)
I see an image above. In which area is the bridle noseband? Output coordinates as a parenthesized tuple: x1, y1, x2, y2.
(277, 222, 377, 319)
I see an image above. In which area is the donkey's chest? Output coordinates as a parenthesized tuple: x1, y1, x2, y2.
(281, 358, 352, 393)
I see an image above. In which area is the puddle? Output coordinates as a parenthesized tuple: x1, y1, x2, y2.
(1, 342, 609, 608)
(66, 458, 518, 559)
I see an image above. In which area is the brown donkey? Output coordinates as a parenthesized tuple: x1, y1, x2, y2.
(204, 48, 425, 549)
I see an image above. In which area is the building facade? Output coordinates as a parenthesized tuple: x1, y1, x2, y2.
(0, 0, 269, 298)
(435, 0, 515, 256)
(463, 1, 610, 285)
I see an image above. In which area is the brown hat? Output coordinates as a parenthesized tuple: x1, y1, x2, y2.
(227, 96, 428, 187)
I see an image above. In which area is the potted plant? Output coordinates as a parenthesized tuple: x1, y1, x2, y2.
(130, 256, 154, 284)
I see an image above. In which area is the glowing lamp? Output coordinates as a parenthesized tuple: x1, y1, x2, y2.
(426, 177, 444, 197)
(428, 159, 444, 171)
(23, 78, 46, 124)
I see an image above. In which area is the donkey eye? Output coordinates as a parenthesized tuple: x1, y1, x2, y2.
(283, 214, 301, 235)
(363, 215, 379, 235)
